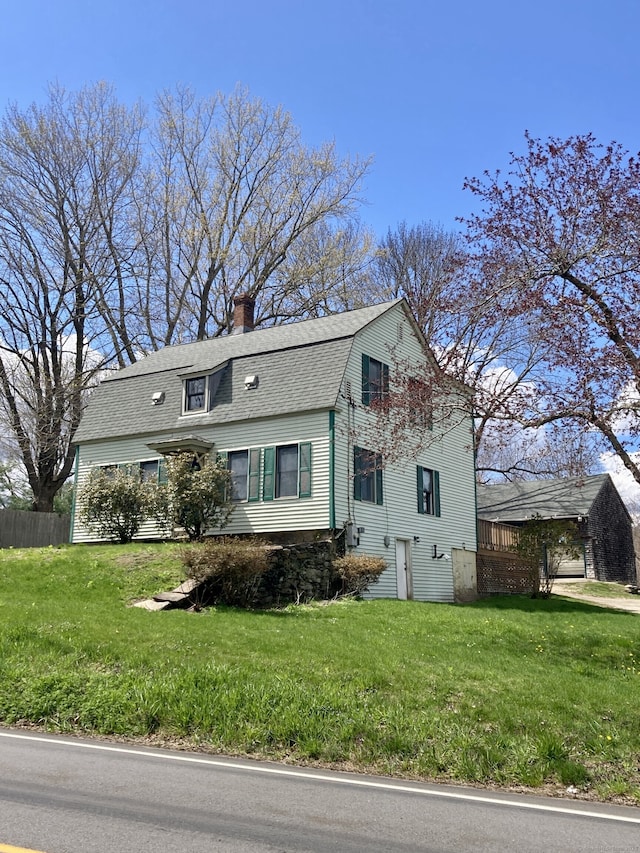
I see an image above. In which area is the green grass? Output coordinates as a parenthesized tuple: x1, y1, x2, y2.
(1, 543, 640, 804)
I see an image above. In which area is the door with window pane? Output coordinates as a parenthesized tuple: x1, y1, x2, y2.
(395, 539, 411, 599)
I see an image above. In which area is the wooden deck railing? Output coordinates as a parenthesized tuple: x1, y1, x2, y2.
(477, 519, 520, 553)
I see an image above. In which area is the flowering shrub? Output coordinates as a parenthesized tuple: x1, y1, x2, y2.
(78, 466, 155, 543)
(153, 452, 234, 541)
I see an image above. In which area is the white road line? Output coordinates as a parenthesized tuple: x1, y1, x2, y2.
(2, 729, 639, 825)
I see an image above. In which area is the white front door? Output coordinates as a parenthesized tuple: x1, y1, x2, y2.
(395, 539, 411, 599)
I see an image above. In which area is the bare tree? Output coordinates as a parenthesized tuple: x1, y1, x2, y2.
(0, 83, 372, 509)
(0, 83, 144, 509)
(122, 86, 372, 348)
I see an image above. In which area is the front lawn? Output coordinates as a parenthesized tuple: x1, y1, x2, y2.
(1, 543, 639, 804)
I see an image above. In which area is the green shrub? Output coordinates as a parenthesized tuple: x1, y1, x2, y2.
(181, 537, 272, 607)
(333, 553, 387, 596)
(78, 467, 155, 543)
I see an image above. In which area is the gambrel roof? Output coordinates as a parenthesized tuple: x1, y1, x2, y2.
(73, 300, 407, 443)
(476, 474, 621, 522)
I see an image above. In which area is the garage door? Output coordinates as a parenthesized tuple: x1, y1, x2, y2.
(549, 543, 586, 578)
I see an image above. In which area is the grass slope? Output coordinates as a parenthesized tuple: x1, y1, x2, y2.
(1, 543, 639, 804)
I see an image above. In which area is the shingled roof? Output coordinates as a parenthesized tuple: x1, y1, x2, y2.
(476, 474, 613, 522)
(73, 300, 403, 443)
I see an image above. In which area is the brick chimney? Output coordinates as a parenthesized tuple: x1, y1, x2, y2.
(232, 294, 255, 335)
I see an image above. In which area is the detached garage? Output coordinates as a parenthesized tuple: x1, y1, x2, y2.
(476, 474, 637, 585)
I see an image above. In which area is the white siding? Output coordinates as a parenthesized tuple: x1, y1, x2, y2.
(333, 303, 477, 602)
(73, 411, 331, 543)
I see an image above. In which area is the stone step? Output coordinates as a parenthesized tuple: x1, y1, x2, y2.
(132, 598, 171, 611)
(153, 590, 190, 603)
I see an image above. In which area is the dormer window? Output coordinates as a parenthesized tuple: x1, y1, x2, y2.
(185, 377, 206, 412)
(181, 364, 227, 415)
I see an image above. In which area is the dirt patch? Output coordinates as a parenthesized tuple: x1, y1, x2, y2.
(553, 581, 640, 614)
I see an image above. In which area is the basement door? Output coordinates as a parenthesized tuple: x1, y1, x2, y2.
(395, 539, 412, 600)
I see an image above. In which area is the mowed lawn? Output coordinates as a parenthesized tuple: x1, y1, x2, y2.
(1, 543, 639, 804)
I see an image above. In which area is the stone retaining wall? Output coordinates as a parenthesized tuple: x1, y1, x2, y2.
(256, 539, 341, 606)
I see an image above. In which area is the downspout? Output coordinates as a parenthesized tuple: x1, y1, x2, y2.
(329, 409, 336, 529)
(69, 445, 80, 543)
(471, 402, 479, 552)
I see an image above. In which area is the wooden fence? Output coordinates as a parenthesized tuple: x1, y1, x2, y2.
(0, 509, 70, 548)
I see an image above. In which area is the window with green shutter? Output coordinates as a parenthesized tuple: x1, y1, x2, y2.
(417, 466, 441, 516)
(225, 443, 311, 502)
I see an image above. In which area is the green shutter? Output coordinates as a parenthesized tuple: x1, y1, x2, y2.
(375, 453, 383, 505)
(433, 469, 441, 517)
(263, 446, 275, 501)
(362, 353, 370, 405)
(382, 362, 389, 397)
(353, 447, 362, 502)
(299, 442, 312, 498)
(417, 466, 425, 514)
(158, 459, 168, 484)
(248, 448, 261, 502)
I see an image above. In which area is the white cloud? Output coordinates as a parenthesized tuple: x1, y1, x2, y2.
(599, 452, 640, 519)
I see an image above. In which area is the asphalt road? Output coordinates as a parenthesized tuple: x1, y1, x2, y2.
(1, 728, 639, 852)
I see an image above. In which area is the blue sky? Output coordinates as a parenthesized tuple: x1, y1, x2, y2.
(3, 0, 639, 239)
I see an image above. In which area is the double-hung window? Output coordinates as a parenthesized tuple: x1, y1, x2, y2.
(407, 377, 434, 430)
(362, 354, 389, 406)
(276, 445, 298, 498)
(221, 443, 312, 502)
(262, 442, 312, 501)
(182, 366, 227, 415)
(354, 446, 383, 505)
(184, 376, 207, 412)
(226, 449, 261, 502)
(228, 450, 249, 501)
(417, 466, 441, 516)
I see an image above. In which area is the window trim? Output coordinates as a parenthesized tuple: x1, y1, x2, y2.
(275, 444, 299, 499)
(417, 465, 441, 516)
(227, 449, 250, 502)
(262, 442, 312, 501)
(353, 446, 383, 505)
(362, 353, 389, 406)
(181, 365, 227, 415)
(139, 459, 160, 483)
(219, 448, 261, 503)
(184, 376, 207, 413)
